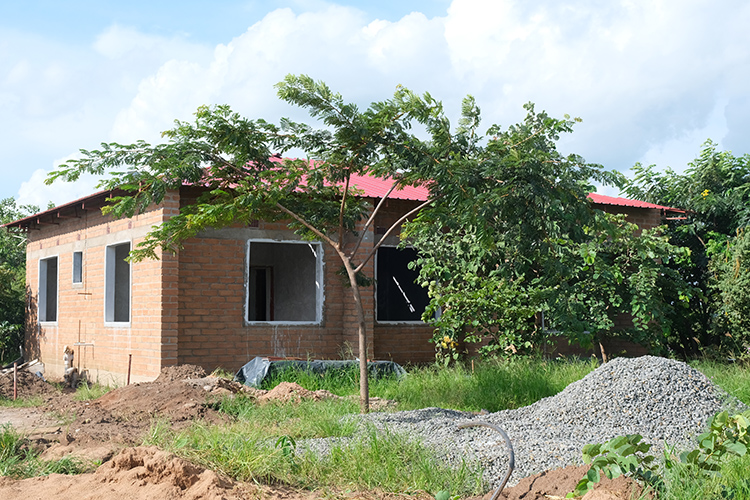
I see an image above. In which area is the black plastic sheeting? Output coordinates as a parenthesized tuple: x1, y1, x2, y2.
(234, 357, 406, 388)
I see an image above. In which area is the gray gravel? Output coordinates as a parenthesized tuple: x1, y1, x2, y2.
(304, 355, 747, 489)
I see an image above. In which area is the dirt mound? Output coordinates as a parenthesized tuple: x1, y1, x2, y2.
(0, 370, 57, 399)
(0, 446, 252, 500)
(90, 379, 223, 423)
(259, 381, 337, 403)
(465, 464, 650, 500)
(0, 450, 650, 500)
(155, 364, 208, 383)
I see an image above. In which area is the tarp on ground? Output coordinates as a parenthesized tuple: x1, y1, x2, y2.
(234, 357, 406, 388)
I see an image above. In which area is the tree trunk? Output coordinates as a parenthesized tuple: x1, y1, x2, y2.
(598, 338, 608, 363)
(342, 259, 369, 413)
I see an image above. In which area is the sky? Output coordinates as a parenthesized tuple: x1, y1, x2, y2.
(2, 0, 749, 210)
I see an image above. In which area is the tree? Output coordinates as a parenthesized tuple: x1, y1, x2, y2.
(621, 140, 750, 357)
(0, 198, 40, 361)
(401, 101, 689, 360)
(47, 75, 441, 412)
(711, 228, 750, 356)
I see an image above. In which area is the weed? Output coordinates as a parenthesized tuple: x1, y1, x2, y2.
(73, 381, 113, 401)
(0, 425, 91, 478)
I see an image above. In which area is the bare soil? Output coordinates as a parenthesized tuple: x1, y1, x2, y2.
(0, 365, 646, 500)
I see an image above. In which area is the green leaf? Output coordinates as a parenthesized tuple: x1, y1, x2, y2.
(434, 490, 451, 500)
(586, 467, 600, 484)
(724, 442, 747, 457)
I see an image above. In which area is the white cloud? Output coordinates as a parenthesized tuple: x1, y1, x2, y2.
(16, 165, 102, 209)
(9, 0, 750, 209)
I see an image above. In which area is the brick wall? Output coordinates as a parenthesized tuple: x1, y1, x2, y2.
(24, 193, 179, 384)
(174, 194, 431, 373)
(22, 190, 668, 382)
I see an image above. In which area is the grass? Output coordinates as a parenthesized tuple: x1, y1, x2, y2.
(661, 453, 750, 500)
(144, 418, 484, 496)
(260, 364, 362, 395)
(0, 424, 93, 478)
(73, 381, 114, 401)
(217, 395, 360, 439)
(1, 354, 748, 498)
(371, 357, 599, 412)
(0, 395, 43, 408)
(259, 356, 600, 412)
(690, 359, 750, 405)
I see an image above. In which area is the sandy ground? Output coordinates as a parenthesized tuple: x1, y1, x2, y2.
(0, 366, 646, 500)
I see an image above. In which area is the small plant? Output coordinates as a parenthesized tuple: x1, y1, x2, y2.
(275, 435, 298, 471)
(569, 410, 750, 498)
(73, 381, 113, 401)
(669, 410, 749, 474)
(433, 332, 461, 367)
(434, 490, 460, 500)
(567, 434, 661, 498)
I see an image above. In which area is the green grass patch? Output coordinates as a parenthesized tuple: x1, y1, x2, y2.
(0, 395, 44, 408)
(73, 381, 114, 401)
(371, 357, 599, 412)
(691, 359, 750, 405)
(0, 424, 93, 477)
(256, 357, 598, 413)
(662, 453, 750, 500)
(217, 395, 359, 439)
(144, 418, 483, 496)
(259, 365, 362, 396)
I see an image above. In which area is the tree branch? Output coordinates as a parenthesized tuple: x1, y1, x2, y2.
(349, 180, 399, 258)
(338, 171, 350, 250)
(275, 202, 338, 249)
(354, 197, 435, 273)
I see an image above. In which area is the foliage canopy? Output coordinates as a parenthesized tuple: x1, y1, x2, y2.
(622, 140, 750, 358)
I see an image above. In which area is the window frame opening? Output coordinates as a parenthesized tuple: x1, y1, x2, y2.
(72, 251, 83, 285)
(245, 239, 323, 325)
(104, 241, 131, 325)
(38, 256, 59, 323)
(375, 246, 429, 324)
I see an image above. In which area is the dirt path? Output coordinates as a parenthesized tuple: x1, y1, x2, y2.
(0, 366, 645, 500)
(0, 407, 59, 431)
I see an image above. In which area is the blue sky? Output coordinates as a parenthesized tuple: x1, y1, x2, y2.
(2, 0, 749, 209)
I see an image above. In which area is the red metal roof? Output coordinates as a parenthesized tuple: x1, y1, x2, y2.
(4, 173, 680, 230)
(347, 173, 429, 201)
(587, 192, 679, 211)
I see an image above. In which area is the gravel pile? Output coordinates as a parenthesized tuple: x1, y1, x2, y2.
(309, 356, 747, 489)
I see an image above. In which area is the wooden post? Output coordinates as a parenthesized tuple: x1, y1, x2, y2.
(127, 354, 132, 385)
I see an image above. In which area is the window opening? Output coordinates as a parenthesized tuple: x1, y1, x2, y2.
(105, 242, 130, 323)
(72, 251, 83, 284)
(248, 266, 273, 321)
(376, 247, 429, 322)
(246, 241, 321, 323)
(39, 256, 58, 322)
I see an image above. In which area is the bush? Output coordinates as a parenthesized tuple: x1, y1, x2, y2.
(711, 229, 750, 359)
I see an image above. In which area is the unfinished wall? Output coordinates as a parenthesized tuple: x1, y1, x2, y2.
(176, 231, 356, 372)
(174, 193, 435, 373)
(24, 193, 179, 384)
